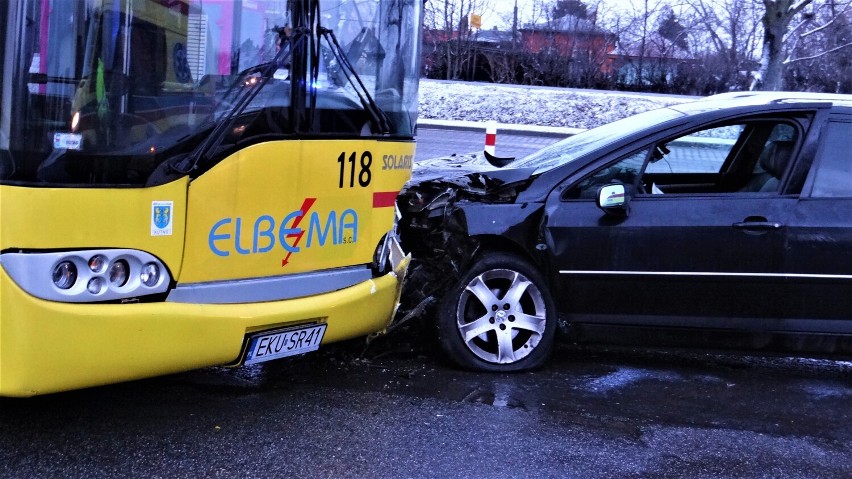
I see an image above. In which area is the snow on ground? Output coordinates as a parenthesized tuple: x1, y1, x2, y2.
(418, 79, 695, 129)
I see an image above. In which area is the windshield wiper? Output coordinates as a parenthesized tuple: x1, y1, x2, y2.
(318, 27, 390, 134)
(172, 31, 305, 174)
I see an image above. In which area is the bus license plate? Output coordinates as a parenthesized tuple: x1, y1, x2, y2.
(244, 324, 327, 365)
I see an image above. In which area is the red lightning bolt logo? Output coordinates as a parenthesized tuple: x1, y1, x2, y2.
(282, 197, 316, 267)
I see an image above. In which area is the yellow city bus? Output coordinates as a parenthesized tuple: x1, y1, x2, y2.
(0, 0, 422, 396)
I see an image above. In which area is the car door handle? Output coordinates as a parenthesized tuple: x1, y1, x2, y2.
(732, 220, 783, 231)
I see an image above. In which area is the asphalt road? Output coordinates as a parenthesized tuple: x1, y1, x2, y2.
(1, 128, 850, 478)
(1, 340, 850, 478)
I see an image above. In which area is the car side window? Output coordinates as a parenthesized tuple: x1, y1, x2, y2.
(646, 125, 744, 174)
(563, 149, 650, 199)
(810, 121, 852, 197)
(564, 119, 802, 200)
(645, 121, 799, 195)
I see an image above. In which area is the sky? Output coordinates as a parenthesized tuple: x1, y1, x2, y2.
(478, 0, 536, 29)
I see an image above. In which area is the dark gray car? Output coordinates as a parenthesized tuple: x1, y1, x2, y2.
(399, 91, 852, 372)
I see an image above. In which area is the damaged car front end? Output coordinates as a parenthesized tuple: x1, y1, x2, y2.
(397, 155, 561, 371)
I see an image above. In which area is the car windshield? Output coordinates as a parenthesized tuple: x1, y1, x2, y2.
(512, 107, 685, 174)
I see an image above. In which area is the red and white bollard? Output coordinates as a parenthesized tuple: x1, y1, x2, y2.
(484, 121, 497, 156)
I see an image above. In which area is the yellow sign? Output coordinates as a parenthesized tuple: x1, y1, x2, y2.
(470, 13, 481, 29)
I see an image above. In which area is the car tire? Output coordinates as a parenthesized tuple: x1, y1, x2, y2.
(437, 251, 557, 372)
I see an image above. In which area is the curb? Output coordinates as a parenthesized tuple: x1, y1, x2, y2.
(417, 119, 584, 138)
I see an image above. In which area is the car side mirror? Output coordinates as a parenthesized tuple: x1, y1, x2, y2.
(596, 183, 629, 217)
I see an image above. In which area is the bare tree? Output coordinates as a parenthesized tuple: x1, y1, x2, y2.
(495, 0, 552, 29)
(684, 0, 762, 91)
(423, 0, 491, 80)
(605, 0, 665, 89)
(753, 0, 815, 90)
(574, 1, 619, 88)
(419, 0, 849, 93)
(508, 0, 615, 87)
(482, 50, 515, 83)
(517, 3, 564, 85)
(752, 0, 852, 90)
(784, 0, 852, 91)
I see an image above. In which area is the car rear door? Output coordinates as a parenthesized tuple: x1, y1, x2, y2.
(781, 114, 852, 335)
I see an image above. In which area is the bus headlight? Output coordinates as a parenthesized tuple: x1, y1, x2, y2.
(1, 249, 171, 303)
(88, 254, 108, 273)
(52, 261, 78, 290)
(109, 260, 129, 287)
(140, 263, 160, 287)
(87, 277, 105, 295)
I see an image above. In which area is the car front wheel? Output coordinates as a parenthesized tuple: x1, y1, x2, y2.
(438, 252, 557, 372)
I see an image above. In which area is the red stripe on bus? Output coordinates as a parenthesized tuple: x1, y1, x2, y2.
(373, 191, 398, 208)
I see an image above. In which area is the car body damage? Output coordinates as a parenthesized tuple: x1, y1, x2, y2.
(396, 155, 545, 327)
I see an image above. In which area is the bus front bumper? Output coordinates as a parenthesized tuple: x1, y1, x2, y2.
(0, 256, 409, 397)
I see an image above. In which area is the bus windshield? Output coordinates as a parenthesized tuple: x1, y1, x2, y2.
(0, 0, 421, 186)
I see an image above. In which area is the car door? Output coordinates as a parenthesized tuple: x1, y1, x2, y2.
(781, 115, 852, 335)
(544, 117, 808, 330)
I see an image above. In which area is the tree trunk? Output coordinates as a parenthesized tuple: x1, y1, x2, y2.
(753, 0, 812, 91)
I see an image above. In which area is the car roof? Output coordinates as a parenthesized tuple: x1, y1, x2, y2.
(670, 91, 852, 115)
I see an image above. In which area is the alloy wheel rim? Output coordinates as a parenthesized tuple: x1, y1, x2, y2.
(455, 268, 547, 364)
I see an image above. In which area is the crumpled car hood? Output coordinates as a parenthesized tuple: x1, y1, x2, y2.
(411, 153, 537, 185)
(405, 153, 537, 206)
